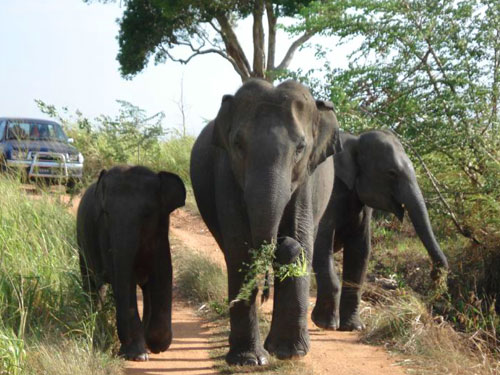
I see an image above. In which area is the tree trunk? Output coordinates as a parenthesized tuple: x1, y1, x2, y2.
(265, 1, 277, 81)
(252, 0, 265, 78)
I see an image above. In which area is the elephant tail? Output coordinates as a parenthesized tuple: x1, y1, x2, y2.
(261, 271, 270, 304)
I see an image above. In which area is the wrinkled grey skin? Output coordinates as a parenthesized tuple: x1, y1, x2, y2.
(190, 79, 339, 365)
(77, 166, 186, 361)
(312, 130, 448, 331)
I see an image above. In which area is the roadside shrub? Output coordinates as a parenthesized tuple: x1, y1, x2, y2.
(36, 100, 195, 187)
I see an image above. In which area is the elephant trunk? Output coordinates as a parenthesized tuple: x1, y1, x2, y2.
(244, 168, 291, 250)
(400, 181, 448, 270)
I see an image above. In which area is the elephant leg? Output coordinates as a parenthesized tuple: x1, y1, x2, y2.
(112, 259, 148, 361)
(311, 222, 341, 330)
(226, 251, 268, 366)
(145, 247, 173, 354)
(265, 237, 310, 359)
(339, 223, 371, 331)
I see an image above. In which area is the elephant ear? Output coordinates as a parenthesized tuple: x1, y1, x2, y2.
(212, 94, 233, 149)
(94, 169, 107, 212)
(334, 149, 358, 190)
(158, 171, 186, 214)
(309, 100, 340, 172)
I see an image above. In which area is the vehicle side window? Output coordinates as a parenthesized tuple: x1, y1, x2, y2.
(0, 121, 5, 140)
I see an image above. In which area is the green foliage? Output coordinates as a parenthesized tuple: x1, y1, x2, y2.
(36, 100, 194, 186)
(299, 0, 499, 245)
(232, 242, 309, 305)
(0, 176, 119, 374)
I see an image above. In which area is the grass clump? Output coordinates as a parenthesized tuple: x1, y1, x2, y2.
(0, 176, 118, 374)
(172, 239, 227, 310)
(361, 285, 499, 375)
(23, 340, 122, 375)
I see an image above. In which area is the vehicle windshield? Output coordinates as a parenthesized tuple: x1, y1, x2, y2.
(5, 121, 68, 142)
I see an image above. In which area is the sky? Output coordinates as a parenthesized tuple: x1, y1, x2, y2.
(0, 0, 351, 135)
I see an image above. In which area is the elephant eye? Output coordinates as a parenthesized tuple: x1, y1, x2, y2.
(295, 140, 306, 159)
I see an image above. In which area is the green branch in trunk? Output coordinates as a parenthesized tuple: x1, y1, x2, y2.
(230, 242, 308, 306)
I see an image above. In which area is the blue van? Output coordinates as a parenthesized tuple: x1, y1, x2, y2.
(0, 117, 84, 189)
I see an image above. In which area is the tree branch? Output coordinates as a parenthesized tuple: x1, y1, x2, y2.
(252, 0, 265, 78)
(160, 44, 244, 78)
(216, 14, 252, 81)
(275, 31, 314, 71)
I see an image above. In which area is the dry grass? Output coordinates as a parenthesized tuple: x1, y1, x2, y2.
(171, 238, 228, 314)
(23, 340, 123, 375)
(360, 284, 499, 375)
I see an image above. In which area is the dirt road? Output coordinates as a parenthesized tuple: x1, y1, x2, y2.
(124, 209, 406, 375)
(63, 195, 405, 375)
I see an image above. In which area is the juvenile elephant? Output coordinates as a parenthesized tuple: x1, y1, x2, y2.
(190, 79, 339, 365)
(312, 130, 448, 331)
(77, 166, 186, 361)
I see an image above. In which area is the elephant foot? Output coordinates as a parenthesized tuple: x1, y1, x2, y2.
(311, 305, 339, 330)
(339, 313, 365, 331)
(146, 329, 172, 354)
(226, 347, 269, 366)
(264, 328, 310, 360)
(119, 343, 149, 361)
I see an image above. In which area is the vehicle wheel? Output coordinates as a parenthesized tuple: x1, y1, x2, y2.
(0, 156, 6, 172)
(66, 179, 81, 194)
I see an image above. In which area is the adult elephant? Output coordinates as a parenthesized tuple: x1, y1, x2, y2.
(190, 79, 340, 365)
(312, 130, 448, 331)
(77, 166, 186, 361)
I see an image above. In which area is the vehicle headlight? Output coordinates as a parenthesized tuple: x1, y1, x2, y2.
(10, 150, 28, 160)
(67, 153, 84, 163)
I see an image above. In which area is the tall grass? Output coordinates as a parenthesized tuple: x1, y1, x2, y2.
(0, 176, 120, 374)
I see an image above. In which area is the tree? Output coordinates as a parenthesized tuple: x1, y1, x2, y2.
(297, 0, 499, 243)
(84, 0, 328, 81)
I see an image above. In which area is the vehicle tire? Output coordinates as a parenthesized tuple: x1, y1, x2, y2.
(0, 155, 6, 172)
(66, 178, 81, 194)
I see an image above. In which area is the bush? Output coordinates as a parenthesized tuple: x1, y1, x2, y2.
(36, 100, 195, 187)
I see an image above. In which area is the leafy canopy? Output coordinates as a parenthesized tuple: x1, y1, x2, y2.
(84, 0, 326, 81)
(297, 0, 499, 243)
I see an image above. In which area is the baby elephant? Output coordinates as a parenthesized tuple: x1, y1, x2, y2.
(77, 165, 186, 361)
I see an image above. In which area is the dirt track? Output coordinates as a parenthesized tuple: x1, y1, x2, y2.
(124, 209, 406, 375)
(64, 196, 406, 375)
